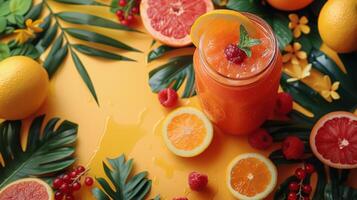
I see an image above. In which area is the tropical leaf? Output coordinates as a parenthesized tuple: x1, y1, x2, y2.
(65, 28, 141, 52)
(71, 50, 99, 105)
(24, 3, 43, 20)
(43, 34, 66, 78)
(274, 176, 298, 200)
(57, 12, 139, 32)
(92, 154, 153, 200)
(147, 45, 175, 62)
(270, 14, 293, 50)
(339, 52, 357, 90)
(73, 44, 134, 61)
(10, 43, 40, 59)
(0, 115, 78, 188)
(227, 0, 266, 15)
(149, 55, 196, 98)
(35, 23, 58, 53)
(53, 0, 95, 5)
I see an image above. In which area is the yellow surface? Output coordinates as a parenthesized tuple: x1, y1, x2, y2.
(3, 1, 356, 200)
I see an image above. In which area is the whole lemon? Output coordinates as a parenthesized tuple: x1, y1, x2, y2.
(267, 0, 313, 11)
(0, 56, 49, 120)
(318, 0, 357, 53)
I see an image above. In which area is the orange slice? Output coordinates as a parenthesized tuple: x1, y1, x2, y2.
(227, 153, 277, 200)
(162, 107, 213, 157)
(190, 9, 257, 47)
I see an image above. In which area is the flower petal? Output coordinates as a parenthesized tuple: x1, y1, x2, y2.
(321, 91, 332, 102)
(323, 75, 332, 87)
(287, 78, 299, 82)
(289, 14, 299, 23)
(289, 22, 296, 29)
(291, 56, 300, 65)
(284, 44, 293, 52)
(332, 82, 340, 90)
(331, 91, 340, 100)
(299, 16, 309, 24)
(296, 51, 307, 59)
(282, 53, 292, 63)
(293, 28, 301, 38)
(300, 25, 311, 34)
(25, 19, 33, 27)
(293, 42, 302, 51)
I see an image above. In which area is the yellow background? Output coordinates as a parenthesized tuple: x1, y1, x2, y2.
(6, 0, 357, 199)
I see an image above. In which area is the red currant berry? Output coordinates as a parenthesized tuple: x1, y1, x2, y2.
(85, 177, 94, 186)
(69, 171, 77, 178)
(224, 44, 247, 64)
(65, 194, 75, 200)
(62, 174, 71, 184)
(287, 192, 297, 200)
(127, 14, 134, 22)
(72, 182, 81, 191)
(131, 6, 139, 14)
(76, 165, 86, 174)
(304, 163, 315, 174)
(172, 198, 188, 200)
(188, 172, 208, 191)
(158, 88, 179, 108)
(248, 129, 273, 150)
(59, 183, 70, 194)
(119, 0, 126, 6)
(121, 19, 129, 26)
(302, 184, 312, 194)
(275, 92, 293, 115)
(53, 178, 63, 189)
(116, 10, 124, 17)
(288, 182, 299, 191)
(295, 168, 307, 180)
(302, 196, 310, 200)
(55, 191, 64, 200)
(282, 136, 305, 160)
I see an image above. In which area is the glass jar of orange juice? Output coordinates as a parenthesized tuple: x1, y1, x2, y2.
(193, 12, 282, 135)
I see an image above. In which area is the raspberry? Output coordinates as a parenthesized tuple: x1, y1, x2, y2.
(224, 44, 246, 64)
(282, 136, 304, 160)
(173, 198, 188, 200)
(248, 129, 273, 150)
(188, 172, 208, 191)
(275, 92, 293, 115)
(158, 88, 179, 108)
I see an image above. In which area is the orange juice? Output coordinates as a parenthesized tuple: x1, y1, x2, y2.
(193, 13, 282, 135)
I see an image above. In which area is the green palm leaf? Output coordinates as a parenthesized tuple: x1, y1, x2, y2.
(53, 0, 96, 5)
(92, 155, 154, 200)
(73, 44, 134, 61)
(0, 115, 78, 188)
(149, 55, 196, 98)
(147, 45, 175, 62)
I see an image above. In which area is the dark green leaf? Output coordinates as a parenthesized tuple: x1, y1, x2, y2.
(71, 50, 99, 105)
(93, 154, 154, 200)
(0, 116, 78, 188)
(0, 16, 6, 32)
(36, 23, 58, 53)
(44, 34, 66, 78)
(270, 14, 293, 50)
(0, 1, 10, 16)
(0, 43, 10, 60)
(295, 35, 312, 54)
(339, 52, 357, 90)
(306, 157, 326, 200)
(57, 12, 139, 32)
(9, 0, 32, 15)
(24, 3, 43, 20)
(10, 44, 40, 59)
(149, 55, 196, 98)
(227, 0, 266, 15)
(150, 40, 156, 47)
(213, 0, 227, 6)
(147, 45, 175, 62)
(65, 28, 141, 52)
(152, 195, 161, 200)
(73, 44, 134, 61)
(54, 0, 95, 5)
(274, 176, 298, 200)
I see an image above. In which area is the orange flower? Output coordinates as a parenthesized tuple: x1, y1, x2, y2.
(14, 19, 43, 44)
(288, 14, 310, 38)
(320, 75, 340, 102)
(282, 42, 307, 65)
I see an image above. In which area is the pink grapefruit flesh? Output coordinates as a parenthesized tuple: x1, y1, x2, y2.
(310, 111, 357, 169)
(0, 178, 53, 200)
(140, 0, 214, 47)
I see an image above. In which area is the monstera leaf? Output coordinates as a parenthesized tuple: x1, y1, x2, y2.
(92, 154, 155, 200)
(0, 115, 78, 188)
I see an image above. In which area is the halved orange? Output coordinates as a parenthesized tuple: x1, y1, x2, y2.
(227, 153, 277, 200)
(190, 9, 257, 47)
(162, 107, 213, 157)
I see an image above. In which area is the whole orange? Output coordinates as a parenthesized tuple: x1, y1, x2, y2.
(267, 0, 313, 11)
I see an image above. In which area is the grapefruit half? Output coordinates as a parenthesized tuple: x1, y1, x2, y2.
(0, 178, 53, 200)
(140, 0, 214, 47)
(310, 111, 357, 169)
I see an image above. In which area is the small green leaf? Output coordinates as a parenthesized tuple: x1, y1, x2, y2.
(54, 0, 95, 5)
(71, 50, 99, 105)
(73, 44, 134, 61)
(339, 52, 357, 89)
(147, 45, 175, 62)
(10, 44, 40, 59)
(0, 43, 10, 60)
(6, 14, 16, 24)
(36, 24, 58, 53)
(65, 28, 141, 52)
(0, 16, 6, 33)
(0, 1, 10, 16)
(57, 12, 139, 32)
(270, 14, 293, 50)
(9, 0, 32, 15)
(227, 0, 266, 15)
(92, 188, 110, 200)
(237, 24, 261, 57)
(24, 3, 43, 20)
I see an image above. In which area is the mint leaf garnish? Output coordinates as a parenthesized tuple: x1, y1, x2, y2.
(237, 24, 261, 57)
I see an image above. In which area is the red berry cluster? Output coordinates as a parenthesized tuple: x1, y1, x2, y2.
(115, 0, 140, 26)
(288, 163, 315, 200)
(53, 166, 94, 200)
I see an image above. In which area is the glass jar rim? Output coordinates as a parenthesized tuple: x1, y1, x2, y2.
(197, 12, 279, 86)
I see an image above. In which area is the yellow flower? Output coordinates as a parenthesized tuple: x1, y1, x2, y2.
(282, 42, 307, 65)
(320, 75, 340, 102)
(288, 14, 310, 38)
(14, 19, 43, 44)
(285, 63, 312, 82)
